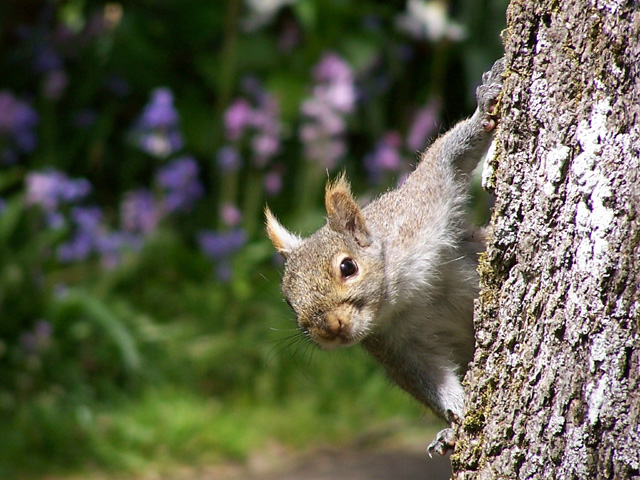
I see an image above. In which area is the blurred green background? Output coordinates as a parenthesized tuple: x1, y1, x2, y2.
(0, 0, 505, 477)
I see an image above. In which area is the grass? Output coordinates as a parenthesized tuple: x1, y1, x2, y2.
(1, 347, 441, 480)
(0, 235, 444, 479)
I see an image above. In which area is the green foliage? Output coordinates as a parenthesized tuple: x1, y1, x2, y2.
(0, 0, 507, 476)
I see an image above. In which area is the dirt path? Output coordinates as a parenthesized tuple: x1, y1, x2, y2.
(205, 445, 452, 480)
(245, 447, 451, 480)
(41, 447, 451, 480)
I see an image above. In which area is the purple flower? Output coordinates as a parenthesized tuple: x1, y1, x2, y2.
(56, 202, 143, 267)
(197, 229, 247, 260)
(133, 88, 183, 158)
(138, 88, 179, 129)
(138, 130, 184, 158)
(224, 82, 282, 167)
(156, 156, 204, 213)
(59, 178, 92, 204)
(313, 52, 354, 84)
(45, 211, 66, 229)
(406, 99, 441, 151)
(0, 91, 39, 159)
(220, 203, 242, 227)
(224, 98, 253, 141)
(197, 229, 247, 281)
(25, 170, 92, 212)
(299, 53, 356, 169)
(250, 97, 281, 167)
(57, 205, 105, 263)
(252, 134, 279, 164)
(311, 53, 356, 114)
(264, 169, 283, 196)
(95, 231, 140, 269)
(364, 131, 405, 183)
(70, 206, 103, 232)
(121, 189, 161, 234)
(217, 146, 243, 172)
(57, 231, 94, 262)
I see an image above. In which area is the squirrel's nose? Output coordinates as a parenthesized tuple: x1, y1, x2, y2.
(325, 316, 343, 336)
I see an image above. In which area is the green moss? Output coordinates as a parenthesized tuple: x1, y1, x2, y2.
(463, 409, 486, 434)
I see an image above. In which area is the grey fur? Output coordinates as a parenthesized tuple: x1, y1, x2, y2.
(266, 58, 505, 455)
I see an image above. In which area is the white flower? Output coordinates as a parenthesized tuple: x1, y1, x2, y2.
(396, 0, 466, 42)
(242, 0, 297, 31)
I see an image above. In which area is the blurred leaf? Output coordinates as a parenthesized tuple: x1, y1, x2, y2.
(294, 0, 318, 30)
(0, 196, 23, 246)
(266, 73, 307, 122)
(52, 290, 141, 374)
(0, 168, 22, 191)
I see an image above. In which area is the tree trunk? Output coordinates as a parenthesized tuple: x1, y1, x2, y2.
(452, 1, 640, 479)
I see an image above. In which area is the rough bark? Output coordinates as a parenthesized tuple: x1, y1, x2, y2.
(452, 1, 640, 479)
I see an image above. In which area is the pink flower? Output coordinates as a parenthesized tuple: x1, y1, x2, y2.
(224, 98, 253, 141)
(406, 99, 441, 151)
(220, 203, 242, 227)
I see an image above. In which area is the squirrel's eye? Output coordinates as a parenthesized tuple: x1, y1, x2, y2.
(339, 258, 358, 278)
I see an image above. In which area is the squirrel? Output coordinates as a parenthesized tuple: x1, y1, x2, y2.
(265, 58, 504, 456)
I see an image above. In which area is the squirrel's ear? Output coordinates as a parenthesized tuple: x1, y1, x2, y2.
(265, 207, 301, 257)
(325, 174, 372, 247)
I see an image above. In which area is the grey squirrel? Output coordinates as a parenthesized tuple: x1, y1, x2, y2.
(265, 58, 504, 455)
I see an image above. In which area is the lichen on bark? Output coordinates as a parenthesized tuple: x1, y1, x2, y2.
(453, 1, 640, 479)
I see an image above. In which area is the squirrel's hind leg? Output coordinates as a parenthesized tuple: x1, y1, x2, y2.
(427, 409, 461, 456)
(427, 427, 456, 457)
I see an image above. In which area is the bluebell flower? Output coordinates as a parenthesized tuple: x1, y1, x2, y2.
(0, 91, 39, 163)
(57, 203, 142, 267)
(95, 231, 142, 269)
(364, 131, 405, 184)
(138, 88, 179, 129)
(406, 99, 440, 151)
(217, 146, 243, 172)
(224, 98, 253, 141)
(120, 189, 160, 234)
(224, 82, 282, 168)
(156, 156, 204, 213)
(57, 231, 94, 262)
(300, 53, 355, 169)
(25, 170, 92, 212)
(70, 206, 103, 232)
(197, 229, 247, 260)
(132, 87, 184, 158)
(220, 203, 242, 227)
(264, 169, 283, 196)
(197, 229, 247, 282)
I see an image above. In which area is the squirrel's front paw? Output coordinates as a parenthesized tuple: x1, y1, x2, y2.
(476, 57, 505, 132)
(427, 427, 456, 456)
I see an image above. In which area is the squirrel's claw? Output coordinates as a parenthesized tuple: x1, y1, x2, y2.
(476, 57, 505, 132)
(427, 427, 457, 457)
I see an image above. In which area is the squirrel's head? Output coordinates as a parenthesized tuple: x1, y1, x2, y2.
(265, 175, 387, 349)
